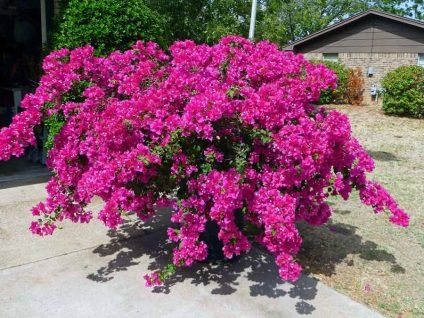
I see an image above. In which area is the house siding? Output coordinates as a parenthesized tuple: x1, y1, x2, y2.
(303, 52, 419, 104)
(296, 16, 424, 54)
(283, 11, 424, 105)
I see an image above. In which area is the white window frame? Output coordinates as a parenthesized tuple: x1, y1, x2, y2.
(418, 54, 424, 67)
(322, 53, 339, 62)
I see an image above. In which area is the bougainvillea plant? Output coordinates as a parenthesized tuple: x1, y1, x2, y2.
(0, 36, 409, 286)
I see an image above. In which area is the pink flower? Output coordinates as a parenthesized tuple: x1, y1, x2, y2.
(0, 36, 408, 287)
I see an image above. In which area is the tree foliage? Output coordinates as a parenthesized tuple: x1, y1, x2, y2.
(142, 0, 424, 47)
(144, 0, 253, 45)
(258, 0, 367, 44)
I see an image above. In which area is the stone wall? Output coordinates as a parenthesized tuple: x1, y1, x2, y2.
(303, 52, 420, 105)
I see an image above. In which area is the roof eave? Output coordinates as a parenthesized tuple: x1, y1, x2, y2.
(281, 8, 424, 51)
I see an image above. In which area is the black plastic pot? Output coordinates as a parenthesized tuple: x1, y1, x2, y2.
(200, 208, 244, 262)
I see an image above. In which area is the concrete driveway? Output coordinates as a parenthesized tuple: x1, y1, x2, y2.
(0, 182, 384, 318)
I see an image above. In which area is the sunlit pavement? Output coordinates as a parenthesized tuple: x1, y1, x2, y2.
(0, 182, 383, 318)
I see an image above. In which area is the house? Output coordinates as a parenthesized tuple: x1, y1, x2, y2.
(282, 9, 424, 105)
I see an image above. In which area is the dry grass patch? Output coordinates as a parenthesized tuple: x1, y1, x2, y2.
(295, 104, 424, 318)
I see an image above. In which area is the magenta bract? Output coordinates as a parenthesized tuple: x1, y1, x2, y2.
(0, 36, 409, 285)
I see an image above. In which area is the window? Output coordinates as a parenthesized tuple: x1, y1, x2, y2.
(322, 53, 339, 62)
(418, 54, 424, 67)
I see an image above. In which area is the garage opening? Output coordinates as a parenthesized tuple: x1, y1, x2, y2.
(0, 0, 54, 187)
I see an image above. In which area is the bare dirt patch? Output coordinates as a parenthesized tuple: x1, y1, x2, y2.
(296, 104, 424, 318)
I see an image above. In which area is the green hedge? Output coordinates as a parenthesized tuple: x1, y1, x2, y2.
(381, 65, 424, 118)
(51, 0, 165, 56)
(310, 60, 349, 104)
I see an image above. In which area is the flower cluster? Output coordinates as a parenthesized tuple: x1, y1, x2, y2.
(0, 36, 409, 286)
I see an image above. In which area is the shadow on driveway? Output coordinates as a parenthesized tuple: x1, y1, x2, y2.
(86, 207, 403, 316)
(87, 209, 319, 315)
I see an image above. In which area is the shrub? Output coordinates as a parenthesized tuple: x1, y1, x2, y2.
(0, 37, 409, 287)
(44, 0, 166, 155)
(381, 65, 424, 117)
(345, 68, 364, 106)
(51, 0, 165, 56)
(311, 60, 349, 104)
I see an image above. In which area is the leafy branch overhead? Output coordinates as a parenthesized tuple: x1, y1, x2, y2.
(146, 0, 424, 46)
